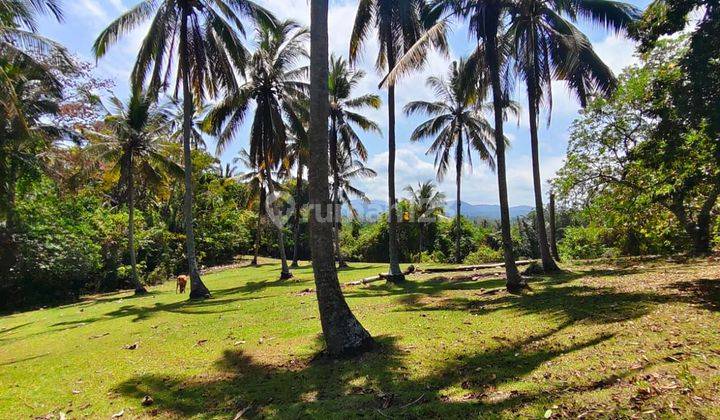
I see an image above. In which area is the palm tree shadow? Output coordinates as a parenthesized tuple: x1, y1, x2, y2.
(114, 328, 620, 418)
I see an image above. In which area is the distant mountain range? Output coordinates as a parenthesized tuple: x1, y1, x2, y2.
(344, 199, 533, 221)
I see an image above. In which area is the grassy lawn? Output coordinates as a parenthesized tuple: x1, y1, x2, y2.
(1, 258, 720, 419)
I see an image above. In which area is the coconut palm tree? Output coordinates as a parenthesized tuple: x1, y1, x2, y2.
(167, 98, 208, 150)
(204, 20, 308, 280)
(93, 0, 274, 299)
(333, 148, 378, 217)
(430, 0, 527, 291)
(285, 113, 309, 268)
(88, 91, 182, 295)
(330, 147, 377, 266)
(406, 59, 515, 263)
(234, 148, 282, 267)
(0, 0, 69, 122)
(350, 0, 447, 282)
(506, 0, 638, 273)
(307, 0, 373, 356)
(328, 54, 381, 267)
(404, 181, 446, 251)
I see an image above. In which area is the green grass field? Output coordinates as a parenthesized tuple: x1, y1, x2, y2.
(2, 258, 719, 419)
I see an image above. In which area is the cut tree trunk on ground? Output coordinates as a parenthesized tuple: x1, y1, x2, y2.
(419, 260, 535, 274)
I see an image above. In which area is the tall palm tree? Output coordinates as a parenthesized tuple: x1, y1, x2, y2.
(93, 0, 274, 299)
(350, 0, 447, 282)
(285, 115, 309, 268)
(433, 0, 526, 291)
(88, 91, 181, 295)
(507, 0, 638, 273)
(405, 59, 510, 263)
(328, 54, 381, 267)
(234, 149, 281, 267)
(404, 181, 446, 251)
(308, 0, 373, 356)
(204, 20, 308, 280)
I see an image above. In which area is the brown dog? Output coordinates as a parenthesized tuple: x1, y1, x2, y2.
(176, 275, 188, 294)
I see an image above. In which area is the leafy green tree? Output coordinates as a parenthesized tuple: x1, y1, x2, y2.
(0, 53, 65, 238)
(403, 180, 446, 251)
(405, 59, 502, 263)
(328, 54, 381, 267)
(205, 20, 308, 280)
(307, 0, 373, 356)
(506, 0, 638, 272)
(350, 0, 447, 282)
(555, 39, 720, 255)
(88, 91, 182, 294)
(94, 0, 274, 298)
(635, 1, 719, 145)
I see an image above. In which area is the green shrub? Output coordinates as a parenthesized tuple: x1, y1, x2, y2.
(559, 225, 617, 260)
(464, 246, 502, 264)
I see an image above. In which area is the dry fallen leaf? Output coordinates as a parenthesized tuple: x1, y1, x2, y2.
(233, 403, 253, 420)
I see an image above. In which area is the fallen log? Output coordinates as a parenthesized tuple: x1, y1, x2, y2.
(419, 260, 535, 274)
(345, 266, 416, 287)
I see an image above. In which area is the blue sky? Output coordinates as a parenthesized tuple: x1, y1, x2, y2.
(37, 0, 651, 206)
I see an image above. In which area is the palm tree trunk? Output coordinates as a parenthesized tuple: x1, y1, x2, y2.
(526, 35, 560, 273)
(180, 10, 210, 299)
(264, 165, 292, 280)
(385, 41, 404, 282)
(548, 193, 561, 261)
(2, 164, 19, 271)
(486, 34, 524, 292)
(455, 135, 463, 264)
(127, 153, 147, 295)
(329, 119, 348, 268)
(252, 200, 262, 266)
(5, 163, 17, 235)
(308, 0, 373, 357)
(291, 161, 304, 268)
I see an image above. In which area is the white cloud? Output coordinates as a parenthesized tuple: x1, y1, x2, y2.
(44, 0, 642, 207)
(592, 33, 639, 74)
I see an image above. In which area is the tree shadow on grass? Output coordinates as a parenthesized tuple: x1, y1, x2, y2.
(49, 297, 246, 328)
(397, 279, 670, 327)
(666, 278, 720, 312)
(345, 275, 507, 301)
(114, 327, 621, 419)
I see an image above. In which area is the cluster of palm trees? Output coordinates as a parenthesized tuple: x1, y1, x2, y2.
(349, 0, 638, 290)
(2, 0, 639, 356)
(91, 0, 384, 297)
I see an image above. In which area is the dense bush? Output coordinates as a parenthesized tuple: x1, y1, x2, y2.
(0, 167, 260, 311)
(558, 225, 617, 260)
(341, 210, 495, 264)
(464, 246, 503, 264)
